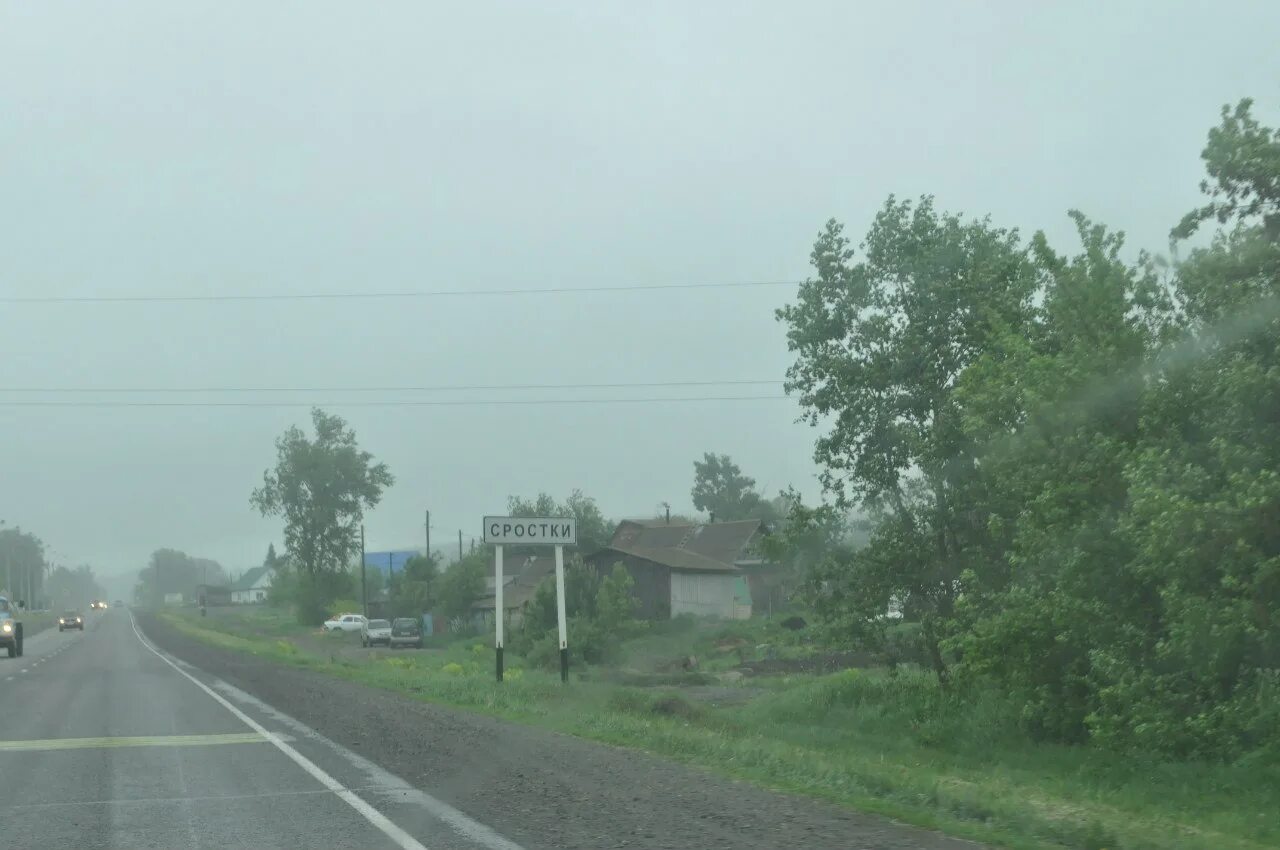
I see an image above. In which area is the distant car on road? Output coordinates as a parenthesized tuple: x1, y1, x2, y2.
(59, 611, 85, 631)
(0, 595, 23, 658)
(322, 613, 366, 633)
(361, 618, 392, 648)
(389, 617, 424, 649)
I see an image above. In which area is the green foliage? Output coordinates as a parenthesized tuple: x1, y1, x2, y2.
(44, 564, 104, 610)
(436, 551, 486, 620)
(250, 408, 393, 624)
(1172, 97, 1280, 241)
(776, 100, 1280, 762)
(0, 526, 47, 606)
(516, 561, 639, 667)
(136, 548, 227, 605)
(383, 554, 437, 617)
(690, 452, 777, 521)
(506, 490, 611, 555)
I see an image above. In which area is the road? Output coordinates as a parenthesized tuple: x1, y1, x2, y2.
(0, 607, 521, 850)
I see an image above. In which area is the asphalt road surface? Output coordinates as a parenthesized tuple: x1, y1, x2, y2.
(0, 607, 520, 850)
(2, 608, 983, 850)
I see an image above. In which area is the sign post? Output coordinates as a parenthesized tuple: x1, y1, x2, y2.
(483, 516, 577, 684)
(554, 543, 568, 683)
(494, 544, 504, 681)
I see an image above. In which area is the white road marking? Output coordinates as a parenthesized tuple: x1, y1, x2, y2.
(207, 676, 525, 850)
(130, 613, 491, 850)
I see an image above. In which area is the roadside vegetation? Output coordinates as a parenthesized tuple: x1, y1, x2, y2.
(157, 98, 1280, 850)
(161, 605, 1277, 850)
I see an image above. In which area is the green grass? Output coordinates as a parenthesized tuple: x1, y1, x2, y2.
(159, 609, 1278, 850)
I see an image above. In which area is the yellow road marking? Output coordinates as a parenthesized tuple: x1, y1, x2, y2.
(0, 732, 266, 753)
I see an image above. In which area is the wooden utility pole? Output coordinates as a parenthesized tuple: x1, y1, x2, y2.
(360, 524, 368, 619)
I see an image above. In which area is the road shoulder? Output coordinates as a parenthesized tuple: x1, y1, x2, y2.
(138, 612, 981, 850)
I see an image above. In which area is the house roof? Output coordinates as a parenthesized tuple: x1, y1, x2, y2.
(230, 566, 271, 592)
(476, 554, 555, 610)
(592, 545, 741, 573)
(609, 519, 763, 564)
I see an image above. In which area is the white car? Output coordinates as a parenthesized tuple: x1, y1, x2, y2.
(361, 618, 392, 648)
(322, 613, 367, 633)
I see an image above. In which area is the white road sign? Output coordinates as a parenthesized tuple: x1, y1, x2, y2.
(482, 516, 577, 546)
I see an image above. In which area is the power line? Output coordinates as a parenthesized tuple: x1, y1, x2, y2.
(0, 395, 790, 408)
(0, 379, 783, 394)
(0, 280, 802, 305)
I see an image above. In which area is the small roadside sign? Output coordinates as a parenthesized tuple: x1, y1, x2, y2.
(482, 517, 577, 546)
(483, 515, 576, 685)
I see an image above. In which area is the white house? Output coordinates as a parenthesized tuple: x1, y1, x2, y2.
(230, 566, 274, 604)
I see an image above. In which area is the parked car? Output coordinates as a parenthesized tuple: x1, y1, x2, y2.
(59, 610, 85, 631)
(322, 613, 366, 633)
(389, 617, 423, 649)
(361, 618, 392, 648)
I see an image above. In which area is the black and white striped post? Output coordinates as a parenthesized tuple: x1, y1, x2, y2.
(482, 515, 578, 685)
(554, 543, 568, 683)
(494, 543, 505, 682)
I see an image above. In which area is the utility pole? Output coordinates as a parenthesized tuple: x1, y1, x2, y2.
(424, 510, 431, 562)
(458, 529, 463, 562)
(360, 524, 368, 619)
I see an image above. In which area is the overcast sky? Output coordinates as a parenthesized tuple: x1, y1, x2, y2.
(2, 1, 1278, 585)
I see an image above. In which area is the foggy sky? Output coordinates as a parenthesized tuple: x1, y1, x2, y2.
(3, 1, 1278, 584)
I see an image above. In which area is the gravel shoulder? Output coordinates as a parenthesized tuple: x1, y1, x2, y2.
(138, 612, 983, 850)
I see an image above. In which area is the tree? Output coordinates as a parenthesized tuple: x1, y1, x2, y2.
(777, 199, 1037, 682)
(0, 526, 46, 606)
(514, 559, 638, 666)
(250, 408, 394, 624)
(45, 564, 103, 610)
(389, 554, 439, 617)
(690, 453, 774, 521)
(507, 490, 611, 554)
(136, 548, 228, 605)
(1172, 98, 1280, 242)
(436, 552, 486, 622)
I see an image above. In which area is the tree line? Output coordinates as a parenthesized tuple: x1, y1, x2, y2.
(775, 98, 1280, 761)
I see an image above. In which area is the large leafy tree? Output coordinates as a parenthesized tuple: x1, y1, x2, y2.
(777, 198, 1037, 681)
(690, 453, 774, 521)
(137, 548, 228, 604)
(251, 408, 394, 624)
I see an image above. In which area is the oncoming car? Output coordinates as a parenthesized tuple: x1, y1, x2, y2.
(0, 595, 24, 658)
(59, 611, 85, 631)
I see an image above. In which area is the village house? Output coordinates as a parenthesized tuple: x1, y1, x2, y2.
(585, 518, 777, 620)
(229, 565, 274, 604)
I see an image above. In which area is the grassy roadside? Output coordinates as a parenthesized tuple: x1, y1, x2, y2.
(22, 611, 58, 639)
(156, 609, 1277, 850)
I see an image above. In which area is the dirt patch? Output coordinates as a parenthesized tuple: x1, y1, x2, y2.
(138, 612, 982, 850)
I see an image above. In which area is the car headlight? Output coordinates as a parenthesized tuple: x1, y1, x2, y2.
(77, 617, 83, 623)
(1, 622, 11, 633)
(59, 618, 65, 624)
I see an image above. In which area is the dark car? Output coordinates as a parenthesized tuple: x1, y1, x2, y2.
(59, 610, 85, 631)
(389, 617, 423, 649)
(0, 596, 23, 658)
